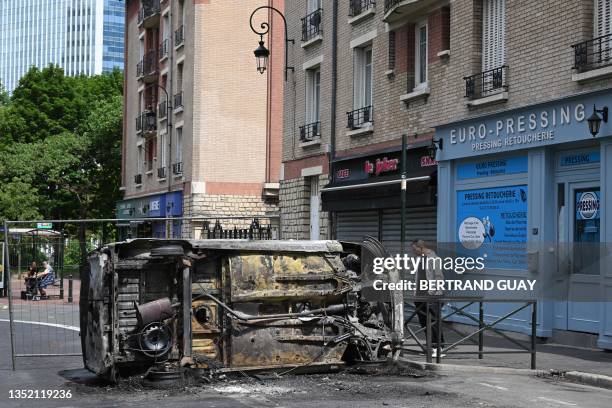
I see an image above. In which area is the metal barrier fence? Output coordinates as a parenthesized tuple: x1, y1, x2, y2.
(400, 298, 537, 369)
(2, 215, 279, 369)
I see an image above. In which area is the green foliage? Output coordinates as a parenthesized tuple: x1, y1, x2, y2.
(0, 65, 124, 222)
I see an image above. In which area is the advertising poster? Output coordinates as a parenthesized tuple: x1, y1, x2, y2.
(457, 185, 528, 269)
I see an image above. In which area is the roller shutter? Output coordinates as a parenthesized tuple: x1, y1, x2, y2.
(335, 211, 379, 242)
(380, 207, 437, 256)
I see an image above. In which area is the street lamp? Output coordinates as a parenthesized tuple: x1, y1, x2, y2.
(249, 6, 294, 80)
(587, 104, 608, 137)
(428, 138, 443, 160)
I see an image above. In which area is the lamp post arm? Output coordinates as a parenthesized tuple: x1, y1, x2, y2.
(249, 6, 294, 81)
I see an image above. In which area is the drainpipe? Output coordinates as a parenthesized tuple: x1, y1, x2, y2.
(328, 0, 338, 239)
(165, 0, 174, 238)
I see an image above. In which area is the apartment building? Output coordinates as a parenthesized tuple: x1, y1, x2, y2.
(0, 0, 125, 93)
(281, 0, 612, 349)
(117, 0, 284, 238)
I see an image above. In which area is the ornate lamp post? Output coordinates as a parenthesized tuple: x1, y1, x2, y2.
(249, 6, 294, 81)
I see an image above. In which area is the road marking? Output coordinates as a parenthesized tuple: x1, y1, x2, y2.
(478, 382, 508, 391)
(0, 318, 80, 332)
(535, 397, 577, 406)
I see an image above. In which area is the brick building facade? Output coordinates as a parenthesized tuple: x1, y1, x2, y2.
(118, 0, 285, 238)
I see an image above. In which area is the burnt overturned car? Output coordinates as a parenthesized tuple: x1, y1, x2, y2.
(80, 238, 403, 382)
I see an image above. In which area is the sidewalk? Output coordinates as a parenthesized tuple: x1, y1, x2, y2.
(401, 333, 612, 378)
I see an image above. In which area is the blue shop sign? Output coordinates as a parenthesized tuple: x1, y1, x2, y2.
(457, 156, 528, 180)
(436, 90, 612, 161)
(116, 191, 183, 219)
(456, 185, 528, 270)
(559, 150, 600, 167)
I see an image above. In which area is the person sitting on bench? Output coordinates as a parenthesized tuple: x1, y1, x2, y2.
(36, 261, 55, 299)
(24, 261, 39, 297)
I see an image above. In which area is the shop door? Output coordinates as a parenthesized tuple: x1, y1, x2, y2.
(558, 182, 601, 333)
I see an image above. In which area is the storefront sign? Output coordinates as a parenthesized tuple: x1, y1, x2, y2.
(457, 156, 528, 180)
(576, 191, 600, 220)
(436, 90, 612, 160)
(560, 151, 600, 167)
(36, 222, 53, 230)
(364, 157, 399, 176)
(116, 191, 183, 219)
(456, 185, 528, 270)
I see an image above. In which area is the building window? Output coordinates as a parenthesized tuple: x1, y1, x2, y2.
(175, 127, 183, 165)
(415, 21, 428, 89)
(388, 31, 396, 71)
(146, 138, 156, 172)
(306, 68, 321, 124)
(354, 45, 373, 109)
(482, 0, 506, 71)
(159, 132, 167, 171)
(595, 0, 612, 38)
(137, 145, 143, 175)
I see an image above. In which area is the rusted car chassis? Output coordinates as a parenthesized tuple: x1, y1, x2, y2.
(81, 239, 403, 382)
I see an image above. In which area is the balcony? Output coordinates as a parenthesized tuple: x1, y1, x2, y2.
(137, 0, 161, 29)
(349, 0, 376, 17)
(136, 50, 158, 83)
(174, 91, 183, 112)
(172, 162, 183, 175)
(157, 167, 167, 179)
(137, 111, 157, 135)
(301, 8, 322, 43)
(383, 0, 439, 23)
(572, 33, 612, 81)
(159, 38, 169, 61)
(299, 121, 321, 144)
(175, 25, 184, 48)
(347, 105, 373, 130)
(464, 66, 508, 104)
(134, 174, 143, 185)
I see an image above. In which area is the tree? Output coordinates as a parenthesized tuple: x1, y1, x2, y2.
(0, 81, 8, 106)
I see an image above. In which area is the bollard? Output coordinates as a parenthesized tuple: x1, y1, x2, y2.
(68, 275, 73, 303)
(59, 276, 64, 300)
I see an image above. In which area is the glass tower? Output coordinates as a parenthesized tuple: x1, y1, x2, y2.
(0, 0, 125, 93)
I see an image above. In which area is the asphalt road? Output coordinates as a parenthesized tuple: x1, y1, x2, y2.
(1, 319, 611, 408)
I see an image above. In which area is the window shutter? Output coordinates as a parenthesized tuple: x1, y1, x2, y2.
(596, 0, 612, 37)
(482, 0, 506, 71)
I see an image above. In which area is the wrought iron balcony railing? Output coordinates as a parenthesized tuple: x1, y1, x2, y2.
(384, 0, 402, 12)
(134, 174, 143, 185)
(175, 25, 184, 47)
(301, 8, 322, 42)
(136, 50, 158, 78)
(464, 65, 508, 100)
(299, 121, 321, 143)
(159, 39, 169, 60)
(174, 91, 183, 109)
(572, 33, 612, 72)
(137, 111, 157, 134)
(172, 162, 183, 175)
(157, 167, 167, 179)
(349, 0, 376, 16)
(347, 105, 373, 130)
(137, 0, 161, 26)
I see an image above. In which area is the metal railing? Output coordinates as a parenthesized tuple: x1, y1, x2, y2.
(301, 8, 322, 42)
(159, 38, 169, 60)
(464, 65, 508, 100)
(384, 0, 403, 13)
(347, 105, 373, 129)
(134, 174, 143, 184)
(136, 50, 158, 78)
(175, 25, 185, 47)
(137, 0, 161, 26)
(572, 33, 612, 72)
(137, 111, 157, 133)
(401, 298, 537, 369)
(172, 162, 183, 175)
(157, 167, 167, 179)
(204, 218, 274, 240)
(349, 0, 376, 16)
(299, 121, 321, 142)
(174, 91, 183, 109)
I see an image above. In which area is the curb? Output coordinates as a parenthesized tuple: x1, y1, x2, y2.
(564, 371, 612, 390)
(396, 358, 612, 390)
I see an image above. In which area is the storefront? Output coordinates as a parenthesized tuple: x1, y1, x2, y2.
(435, 89, 612, 349)
(322, 145, 438, 253)
(116, 191, 183, 239)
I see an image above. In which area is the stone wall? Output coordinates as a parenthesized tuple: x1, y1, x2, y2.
(279, 174, 329, 240)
